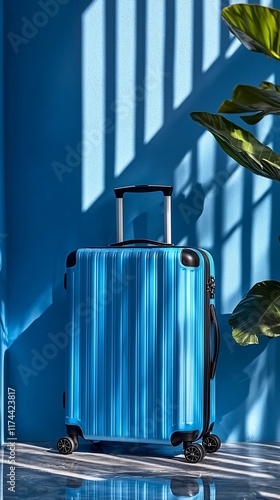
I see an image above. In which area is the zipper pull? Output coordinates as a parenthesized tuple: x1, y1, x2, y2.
(207, 276, 215, 298)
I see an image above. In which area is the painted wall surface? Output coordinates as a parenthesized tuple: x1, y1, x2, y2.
(3, 0, 280, 443)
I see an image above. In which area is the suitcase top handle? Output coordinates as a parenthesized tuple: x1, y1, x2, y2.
(114, 185, 173, 198)
(114, 185, 173, 244)
(110, 238, 174, 247)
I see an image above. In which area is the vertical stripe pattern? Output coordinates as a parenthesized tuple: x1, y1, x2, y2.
(69, 477, 205, 499)
(66, 247, 207, 443)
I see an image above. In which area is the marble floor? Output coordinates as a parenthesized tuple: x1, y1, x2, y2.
(1, 441, 280, 499)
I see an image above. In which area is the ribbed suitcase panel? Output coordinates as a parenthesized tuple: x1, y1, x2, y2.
(66, 247, 206, 443)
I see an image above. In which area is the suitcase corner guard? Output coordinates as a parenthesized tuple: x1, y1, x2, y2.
(171, 430, 199, 447)
(66, 250, 78, 268)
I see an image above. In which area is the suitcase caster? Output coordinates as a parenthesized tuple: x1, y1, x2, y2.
(184, 443, 205, 463)
(57, 436, 77, 455)
(202, 434, 221, 454)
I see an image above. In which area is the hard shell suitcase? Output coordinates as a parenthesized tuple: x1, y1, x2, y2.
(57, 185, 220, 463)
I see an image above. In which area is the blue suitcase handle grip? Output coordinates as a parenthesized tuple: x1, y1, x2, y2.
(210, 304, 220, 379)
(110, 239, 174, 247)
(114, 185, 173, 198)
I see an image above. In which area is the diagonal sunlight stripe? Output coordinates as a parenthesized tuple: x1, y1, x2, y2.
(173, 0, 193, 109)
(251, 193, 271, 284)
(196, 131, 216, 249)
(8, 445, 175, 469)
(252, 174, 272, 206)
(2, 460, 105, 482)
(114, 0, 136, 177)
(225, 37, 241, 60)
(259, 0, 274, 6)
(222, 166, 244, 237)
(174, 151, 192, 196)
(202, 0, 220, 72)
(81, 0, 105, 212)
(221, 225, 243, 314)
(219, 452, 280, 466)
(172, 457, 275, 479)
(144, 0, 165, 144)
(258, 493, 280, 499)
(203, 456, 257, 468)
(246, 443, 280, 450)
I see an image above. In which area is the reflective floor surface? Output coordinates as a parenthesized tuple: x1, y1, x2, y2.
(1, 441, 280, 499)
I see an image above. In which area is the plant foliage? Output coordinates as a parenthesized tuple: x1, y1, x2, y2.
(191, 4, 280, 346)
(222, 4, 280, 60)
(190, 112, 280, 182)
(230, 281, 280, 345)
(219, 82, 280, 125)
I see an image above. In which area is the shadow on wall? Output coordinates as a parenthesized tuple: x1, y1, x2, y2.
(4, 0, 280, 442)
(216, 315, 280, 443)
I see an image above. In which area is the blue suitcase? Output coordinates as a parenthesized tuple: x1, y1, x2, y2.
(57, 185, 220, 463)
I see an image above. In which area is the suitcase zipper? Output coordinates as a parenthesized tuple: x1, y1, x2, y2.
(196, 249, 213, 441)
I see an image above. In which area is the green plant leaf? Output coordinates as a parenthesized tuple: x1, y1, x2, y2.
(229, 281, 280, 346)
(222, 4, 280, 60)
(219, 82, 280, 124)
(190, 112, 280, 182)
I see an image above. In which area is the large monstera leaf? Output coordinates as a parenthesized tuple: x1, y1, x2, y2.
(219, 82, 280, 125)
(222, 4, 280, 60)
(190, 112, 280, 182)
(230, 281, 280, 346)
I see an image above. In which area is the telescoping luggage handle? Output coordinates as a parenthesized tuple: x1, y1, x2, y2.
(114, 185, 173, 244)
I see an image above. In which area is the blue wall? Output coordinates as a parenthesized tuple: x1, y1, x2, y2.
(3, 0, 280, 443)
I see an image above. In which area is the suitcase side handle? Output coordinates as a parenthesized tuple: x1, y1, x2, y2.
(114, 185, 173, 244)
(109, 238, 174, 247)
(210, 304, 220, 379)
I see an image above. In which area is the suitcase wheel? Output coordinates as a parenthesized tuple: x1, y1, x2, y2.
(202, 434, 221, 454)
(184, 443, 205, 463)
(57, 436, 76, 455)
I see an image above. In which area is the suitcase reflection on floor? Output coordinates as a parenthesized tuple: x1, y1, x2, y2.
(65, 476, 215, 500)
